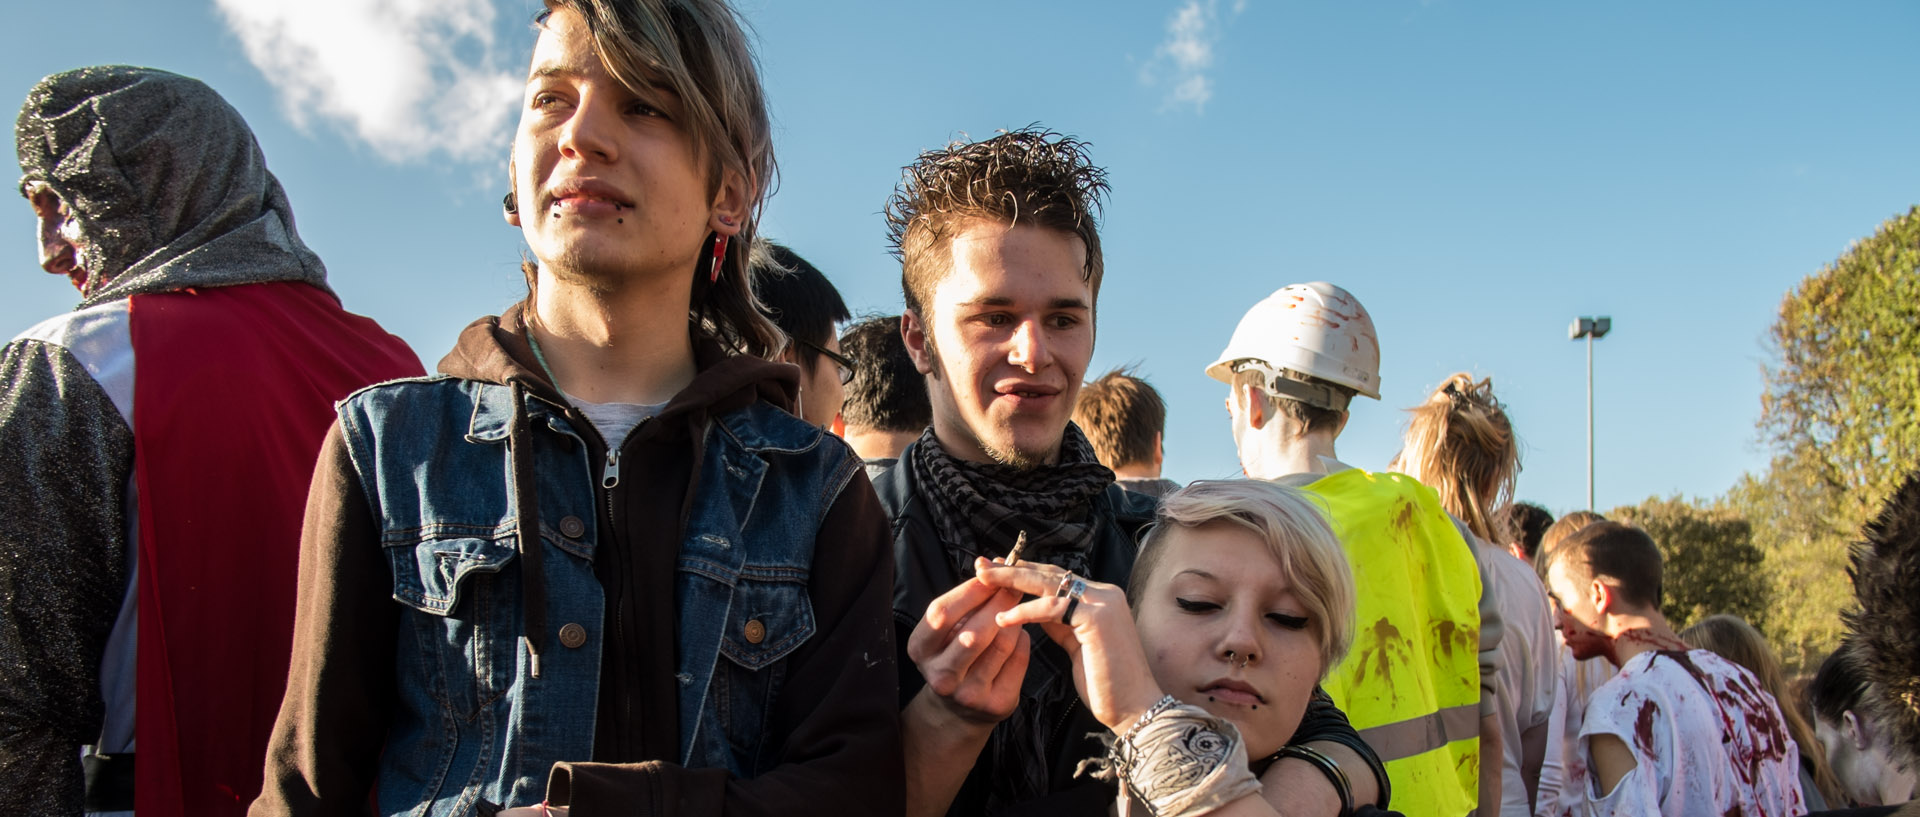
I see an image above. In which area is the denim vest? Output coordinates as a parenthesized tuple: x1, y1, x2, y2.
(335, 374, 857, 816)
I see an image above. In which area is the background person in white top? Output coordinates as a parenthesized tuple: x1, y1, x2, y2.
(1390, 374, 1557, 817)
(1540, 521, 1804, 815)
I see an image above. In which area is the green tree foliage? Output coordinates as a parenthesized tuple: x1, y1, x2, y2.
(1608, 496, 1768, 633)
(1761, 205, 1920, 517)
(1741, 205, 1920, 672)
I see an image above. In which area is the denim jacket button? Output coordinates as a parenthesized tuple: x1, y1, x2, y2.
(559, 622, 588, 648)
(743, 619, 766, 644)
(559, 515, 586, 539)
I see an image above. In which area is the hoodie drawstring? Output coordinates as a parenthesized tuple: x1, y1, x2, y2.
(509, 380, 549, 678)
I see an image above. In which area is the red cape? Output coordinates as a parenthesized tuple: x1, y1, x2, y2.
(130, 282, 421, 815)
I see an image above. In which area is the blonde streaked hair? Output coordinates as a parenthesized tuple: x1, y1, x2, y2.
(1392, 373, 1519, 545)
(1131, 480, 1356, 676)
(530, 0, 782, 358)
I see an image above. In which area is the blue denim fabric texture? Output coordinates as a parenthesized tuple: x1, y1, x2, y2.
(334, 374, 856, 817)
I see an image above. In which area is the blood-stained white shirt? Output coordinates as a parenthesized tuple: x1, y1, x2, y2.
(1577, 649, 1805, 817)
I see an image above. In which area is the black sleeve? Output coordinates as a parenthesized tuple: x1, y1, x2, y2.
(250, 423, 401, 816)
(1289, 685, 1392, 807)
(0, 339, 134, 813)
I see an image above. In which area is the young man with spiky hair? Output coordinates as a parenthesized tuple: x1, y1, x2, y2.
(1072, 367, 1179, 497)
(251, 1, 901, 814)
(876, 128, 1385, 817)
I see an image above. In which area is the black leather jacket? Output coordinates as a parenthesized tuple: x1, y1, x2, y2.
(875, 443, 1388, 815)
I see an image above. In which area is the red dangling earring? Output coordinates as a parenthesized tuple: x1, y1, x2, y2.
(709, 233, 729, 283)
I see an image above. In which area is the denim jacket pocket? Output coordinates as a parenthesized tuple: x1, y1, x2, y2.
(386, 535, 520, 722)
(713, 576, 816, 772)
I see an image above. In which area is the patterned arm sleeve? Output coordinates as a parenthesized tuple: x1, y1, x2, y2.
(0, 339, 134, 812)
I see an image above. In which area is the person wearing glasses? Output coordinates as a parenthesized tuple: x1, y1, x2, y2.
(751, 241, 853, 429)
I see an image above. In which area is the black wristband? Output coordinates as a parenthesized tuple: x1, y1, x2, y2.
(1275, 744, 1353, 817)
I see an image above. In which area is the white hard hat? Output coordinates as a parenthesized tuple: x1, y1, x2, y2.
(1206, 282, 1382, 407)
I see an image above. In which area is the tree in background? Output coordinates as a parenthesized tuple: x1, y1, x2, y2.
(1740, 205, 1920, 671)
(1609, 496, 1768, 633)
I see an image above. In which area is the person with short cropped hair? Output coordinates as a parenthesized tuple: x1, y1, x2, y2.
(1539, 522, 1804, 814)
(250, 2, 901, 814)
(1807, 644, 1916, 807)
(972, 479, 1363, 816)
(751, 241, 851, 428)
(879, 129, 1383, 817)
(1073, 367, 1179, 498)
(1391, 374, 1554, 817)
(1500, 501, 1553, 563)
(836, 315, 929, 474)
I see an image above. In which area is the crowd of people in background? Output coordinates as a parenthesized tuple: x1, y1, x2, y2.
(2, 1, 1916, 816)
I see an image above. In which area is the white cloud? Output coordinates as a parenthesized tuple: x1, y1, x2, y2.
(214, 0, 524, 164)
(1141, 0, 1244, 113)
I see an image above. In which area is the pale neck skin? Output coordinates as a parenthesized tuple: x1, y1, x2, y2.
(1230, 385, 1346, 480)
(1599, 608, 1688, 668)
(844, 426, 921, 462)
(528, 269, 697, 405)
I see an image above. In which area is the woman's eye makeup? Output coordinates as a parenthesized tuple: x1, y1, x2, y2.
(1174, 597, 1219, 613)
(1268, 612, 1310, 630)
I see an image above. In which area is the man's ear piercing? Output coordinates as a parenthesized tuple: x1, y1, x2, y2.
(503, 192, 518, 215)
(717, 214, 735, 226)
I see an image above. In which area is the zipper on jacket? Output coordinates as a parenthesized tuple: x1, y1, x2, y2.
(602, 447, 621, 489)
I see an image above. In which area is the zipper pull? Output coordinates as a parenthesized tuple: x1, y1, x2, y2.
(602, 448, 621, 489)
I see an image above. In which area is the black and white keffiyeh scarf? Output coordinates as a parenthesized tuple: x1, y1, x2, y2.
(910, 423, 1116, 582)
(909, 423, 1119, 810)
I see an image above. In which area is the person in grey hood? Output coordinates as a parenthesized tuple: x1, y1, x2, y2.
(1, 65, 422, 815)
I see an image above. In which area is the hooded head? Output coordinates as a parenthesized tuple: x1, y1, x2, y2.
(15, 65, 329, 305)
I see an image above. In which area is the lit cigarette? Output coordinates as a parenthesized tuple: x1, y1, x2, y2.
(1005, 531, 1028, 567)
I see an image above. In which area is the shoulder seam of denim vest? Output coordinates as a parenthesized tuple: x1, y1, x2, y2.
(337, 372, 858, 814)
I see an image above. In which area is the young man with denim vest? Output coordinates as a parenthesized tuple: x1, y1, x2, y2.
(876, 129, 1389, 817)
(250, 2, 901, 815)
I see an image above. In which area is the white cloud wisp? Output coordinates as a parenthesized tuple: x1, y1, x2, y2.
(1142, 0, 1242, 113)
(215, 0, 524, 164)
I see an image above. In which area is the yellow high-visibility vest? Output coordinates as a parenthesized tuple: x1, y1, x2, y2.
(1308, 468, 1482, 817)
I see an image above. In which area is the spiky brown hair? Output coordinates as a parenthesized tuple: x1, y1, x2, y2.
(1844, 469, 1920, 764)
(883, 126, 1109, 320)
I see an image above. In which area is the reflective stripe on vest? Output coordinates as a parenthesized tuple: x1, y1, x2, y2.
(1306, 468, 1482, 817)
(1357, 701, 1481, 763)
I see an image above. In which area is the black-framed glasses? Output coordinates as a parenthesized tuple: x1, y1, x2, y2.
(794, 337, 854, 385)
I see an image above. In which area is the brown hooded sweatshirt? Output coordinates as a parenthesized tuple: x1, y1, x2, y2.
(251, 305, 902, 816)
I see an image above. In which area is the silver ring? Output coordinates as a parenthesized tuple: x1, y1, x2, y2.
(1054, 573, 1079, 598)
(1067, 578, 1087, 600)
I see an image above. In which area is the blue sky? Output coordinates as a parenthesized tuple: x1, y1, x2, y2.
(6, 0, 1916, 516)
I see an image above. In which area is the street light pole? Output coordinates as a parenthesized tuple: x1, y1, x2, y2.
(1569, 316, 1612, 511)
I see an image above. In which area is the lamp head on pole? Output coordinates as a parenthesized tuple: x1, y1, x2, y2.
(1569, 315, 1612, 340)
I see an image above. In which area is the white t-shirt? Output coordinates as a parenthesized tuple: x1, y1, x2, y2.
(1474, 544, 1556, 817)
(1577, 649, 1805, 816)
